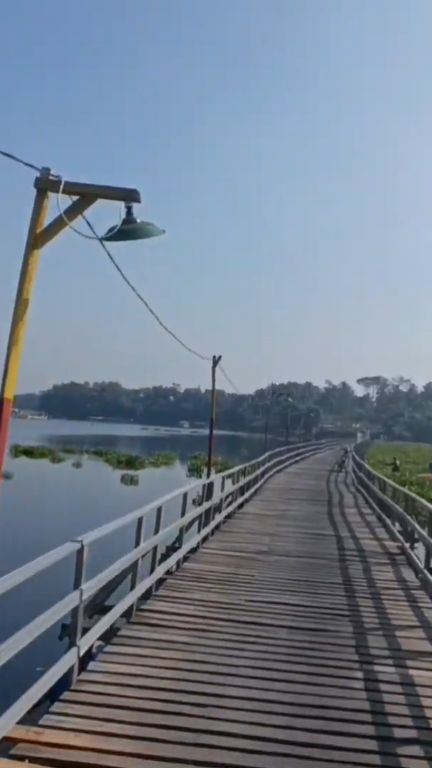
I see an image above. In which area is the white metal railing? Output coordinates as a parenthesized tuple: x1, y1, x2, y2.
(0, 439, 334, 738)
(352, 446, 432, 587)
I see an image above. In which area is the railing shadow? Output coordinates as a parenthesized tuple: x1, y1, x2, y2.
(326, 465, 431, 764)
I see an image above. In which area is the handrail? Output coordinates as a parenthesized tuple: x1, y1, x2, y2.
(0, 541, 80, 598)
(0, 438, 335, 739)
(351, 446, 432, 585)
(353, 448, 432, 517)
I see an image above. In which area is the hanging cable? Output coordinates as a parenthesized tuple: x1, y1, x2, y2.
(219, 364, 241, 394)
(0, 148, 43, 174)
(79, 210, 212, 362)
(78, 211, 242, 390)
(54, 182, 123, 240)
(0, 148, 60, 177)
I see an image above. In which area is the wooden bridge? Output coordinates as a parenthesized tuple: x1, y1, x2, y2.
(2, 443, 432, 767)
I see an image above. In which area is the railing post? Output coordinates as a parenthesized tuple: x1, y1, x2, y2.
(148, 505, 163, 595)
(405, 497, 417, 550)
(197, 480, 212, 534)
(425, 514, 432, 572)
(68, 539, 87, 685)
(213, 477, 225, 523)
(203, 480, 215, 530)
(128, 514, 144, 618)
(176, 491, 189, 566)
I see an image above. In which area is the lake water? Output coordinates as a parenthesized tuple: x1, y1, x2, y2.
(0, 418, 270, 573)
(0, 418, 272, 713)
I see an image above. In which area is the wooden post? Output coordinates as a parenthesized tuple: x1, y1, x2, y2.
(131, 515, 145, 588)
(0, 170, 141, 480)
(148, 505, 163, 596)
(129, 515, 145, 618)
(425, 515, 432, 572)
(214, 476, 225, 522)
(176, 491, 189, 566)
(150, 506, 163, 574)
(0, 171, 50, 477)
(68, 540, 87, 684)
(206, 355, 222, 479)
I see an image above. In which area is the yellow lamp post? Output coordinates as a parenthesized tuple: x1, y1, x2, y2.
(0, 168, 164, 476)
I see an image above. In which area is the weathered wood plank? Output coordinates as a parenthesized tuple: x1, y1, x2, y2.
(0, 760, 52, 768)
(95, 648, 432, 690)
(5, 724, 430, 767)
(61, 689, 432, 729)
(10, 744, 192, 768)
(49, 700, 432, 745)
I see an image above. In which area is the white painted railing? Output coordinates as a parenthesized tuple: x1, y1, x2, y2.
(0, 439, 334, 738)
(352, 447, 432, 590)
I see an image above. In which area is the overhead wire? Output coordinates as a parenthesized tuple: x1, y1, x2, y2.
(55, 182, 123, 240)
(219, 365, 241, 394)
(79, 211, 242, 391)
(78, 210, 212, 363)
(0, 146, 242, 392)
(0, 148, 43, 174)
(0, 148, 60, 177)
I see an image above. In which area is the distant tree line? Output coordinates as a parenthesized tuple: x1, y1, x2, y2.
(14, 375, 432, 442)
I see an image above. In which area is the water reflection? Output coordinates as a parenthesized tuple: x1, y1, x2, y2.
(44, 428, 262, 464)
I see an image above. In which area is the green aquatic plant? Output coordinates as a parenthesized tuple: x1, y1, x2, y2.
(187, 453, 233, 479)
(9, 444, 179, 473)
(11, 444, 53, 460)
(366, 442, 432, 522)
(147, 452, 177, 468)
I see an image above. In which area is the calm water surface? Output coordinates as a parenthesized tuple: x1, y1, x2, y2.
(0, 419, 272, 711)
(1, 418, 269, 573)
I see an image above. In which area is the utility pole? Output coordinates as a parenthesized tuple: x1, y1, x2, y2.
(206, 355, 222, 478)
(0, 169, 163, 479)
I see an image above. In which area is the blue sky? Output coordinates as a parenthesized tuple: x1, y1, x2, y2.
(1, 0, 432, 393)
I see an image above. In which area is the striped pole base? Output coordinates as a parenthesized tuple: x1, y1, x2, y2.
(0, 397, 12, 476)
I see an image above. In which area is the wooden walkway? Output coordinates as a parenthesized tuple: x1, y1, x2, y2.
(5, 450, 432, 767)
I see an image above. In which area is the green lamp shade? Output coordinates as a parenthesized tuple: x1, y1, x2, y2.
(102, 204, 165, 242)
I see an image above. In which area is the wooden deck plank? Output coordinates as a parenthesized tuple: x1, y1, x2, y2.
(72, 679, 432, 719)
(48, 700, 432, 744)
(0, 761, 52, 768)
(105, 641, 432, 677)
(60, 689, 432, 729)
(111, 631, 432, 661)
(6, 451, 432, 766)
(35, 712, 432, 759)
(5, 723, 430, 767)
(7, 743, 414, 768)
(97, 646, 432, 686)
